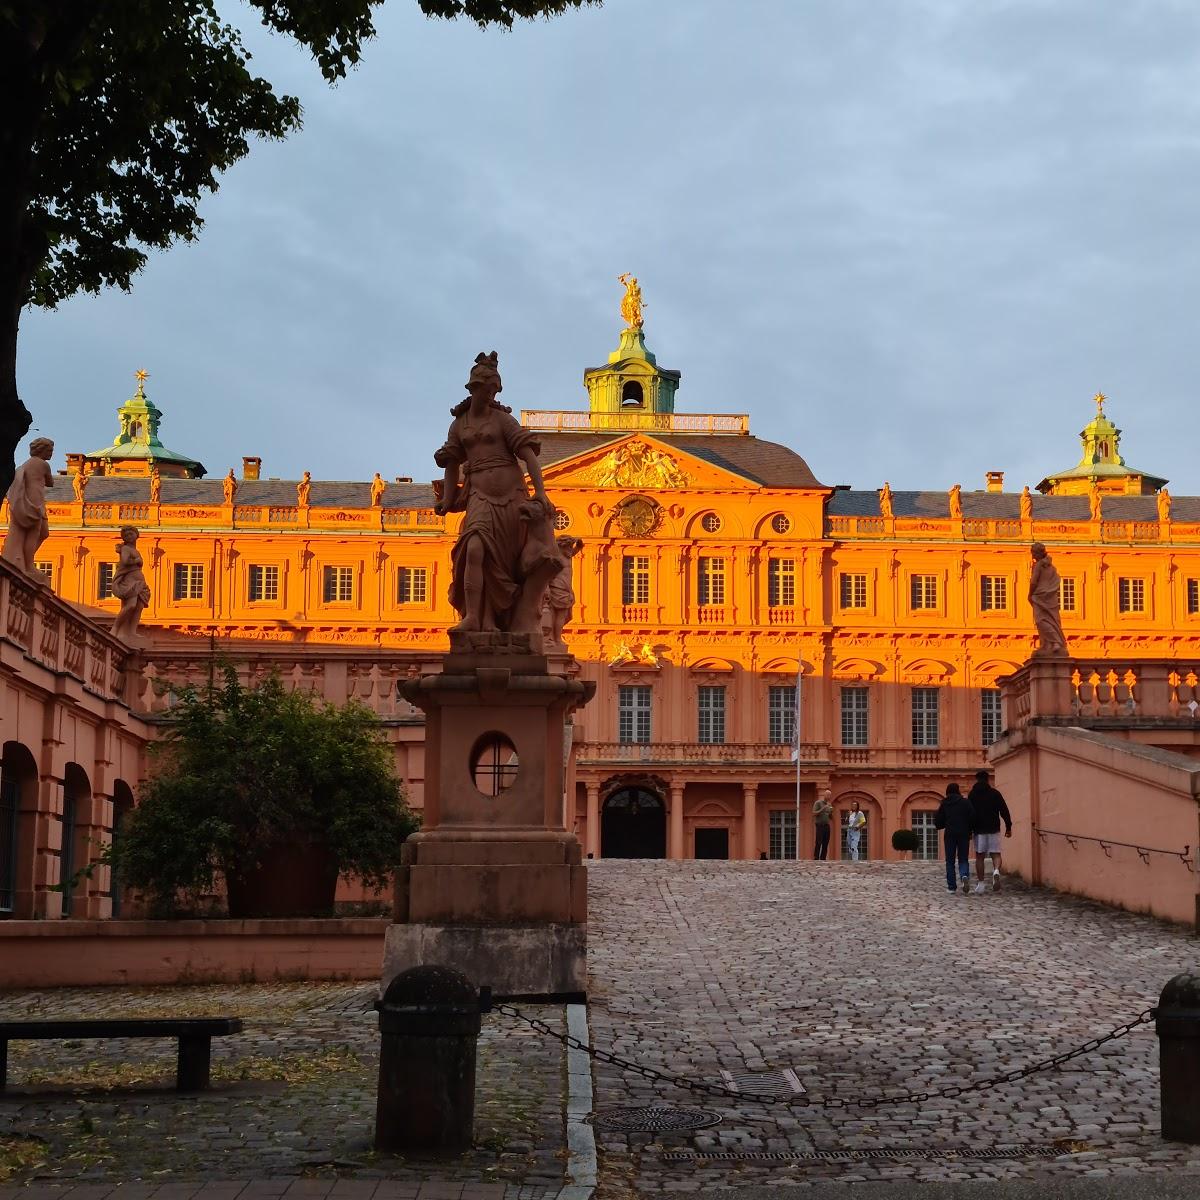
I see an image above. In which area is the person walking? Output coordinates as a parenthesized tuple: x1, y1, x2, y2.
(935, 782, 974, 894)
(968, 769, 1012, 892)
(813, 790, 833, 860)
(846, 800, 866, 861)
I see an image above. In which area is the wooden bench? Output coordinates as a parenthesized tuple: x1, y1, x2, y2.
(0, 1018, 244, 1092)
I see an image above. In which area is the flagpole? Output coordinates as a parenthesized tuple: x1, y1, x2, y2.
(794, 654, 802, 861)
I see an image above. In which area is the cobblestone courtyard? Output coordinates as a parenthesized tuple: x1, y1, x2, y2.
(2, 860, 1199, 1197)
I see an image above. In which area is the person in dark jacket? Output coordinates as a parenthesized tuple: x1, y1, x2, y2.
(935, 782, 974, 894)
(968, 770, 1012, 892)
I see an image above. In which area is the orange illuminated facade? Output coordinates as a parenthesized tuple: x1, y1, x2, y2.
(20, 320, 1200, 870)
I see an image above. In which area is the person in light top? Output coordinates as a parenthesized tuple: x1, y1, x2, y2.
(846, 801, 866, 861)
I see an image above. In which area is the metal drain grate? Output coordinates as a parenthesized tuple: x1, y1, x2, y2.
(719, 1067, 805, 1097)
(662, 1142, 1080, 1163)
(592, 1105, 723, 1133)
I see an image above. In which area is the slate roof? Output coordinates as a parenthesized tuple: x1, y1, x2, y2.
(64, 477, 438, 510)
(827, 490, 1200, 521)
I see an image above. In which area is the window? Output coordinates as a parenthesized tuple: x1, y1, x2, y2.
(553, 510, 571, 530)
(980, 575, 1007, 612)
(768, 810, 796, 859)
(840, 810, 869, 860)
(248, 565, 280, 603)
(33, 561, 54, 586)
(323, 565, 354, 603)
(0, 772, 18, 913)
(397, 566, 428, 604)
(698, 557, 726, 605)
(981, 688, 1003, 746)
(768, 685, 797, 746)
(767, 558, 795, 607)
(840, 573, 867, 609)
(1060, 577, 1077, 613)
(701, 512, 722, 533)
(1118, 577, 1145, 614)
(698, 685, 726, 744)
(910, 574, 938, 610)
(618, 685, 652, 744)
(1187, 579, 1199, 616)
(911, 811, 939, 861)
(771, 514, 791, 534)
(622, 556, 650, 605)
(98, 563, 115, 600)
(911, 687, 940, 746)
(173, 564, 204, 601)
(840, 687, 869, 746)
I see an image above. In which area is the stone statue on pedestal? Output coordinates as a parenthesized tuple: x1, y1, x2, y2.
(949, 483, 962, 520)
(2, 438, 55, 577)
(1020, 485, 1033, 521)
(111, 526, 151, 641)
(370, 472, 386, 507)
(434, 352, 565, 642)
(879, 481, 893, 520)
(1029, 542, 1067, 656)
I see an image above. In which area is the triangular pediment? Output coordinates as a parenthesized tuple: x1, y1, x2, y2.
(540, 434, 761, 491)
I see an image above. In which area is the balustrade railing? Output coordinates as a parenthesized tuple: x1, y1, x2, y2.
(577, 741, 828, 765)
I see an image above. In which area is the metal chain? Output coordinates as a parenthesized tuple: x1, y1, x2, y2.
(494, 1002, 1157, 1110)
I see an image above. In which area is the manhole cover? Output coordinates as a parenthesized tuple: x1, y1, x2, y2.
(592, 1105, 723, 1133)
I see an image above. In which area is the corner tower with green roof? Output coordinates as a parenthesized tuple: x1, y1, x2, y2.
(82, 370, 206, 478)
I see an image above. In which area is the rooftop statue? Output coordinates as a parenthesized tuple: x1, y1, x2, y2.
(1158, 487, 1171, 524)
(948, 483, 962, 520)
(223, 469, 237, 505)
(297, 471, 311, 508)
(879, 481, 893, 520)
(2, 438, 54, 577)
(1020, 485, 1033, 521)
(370, 472, 386, 507)
(618, 273, 644, 330)
(1029, 542, 1067, 657)
(434, 351, 565, 637)
(111, 526, 151, 642)
(72, 465, 88, 503)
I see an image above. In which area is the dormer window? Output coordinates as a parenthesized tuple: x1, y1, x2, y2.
(621, 381, 644, 408)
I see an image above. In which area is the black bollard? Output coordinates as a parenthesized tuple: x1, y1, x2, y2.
(374, 965, 486, 1154)
(1157, 972, 1200, 1143)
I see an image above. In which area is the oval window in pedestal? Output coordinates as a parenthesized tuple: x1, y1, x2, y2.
(470, 733, 520, 797)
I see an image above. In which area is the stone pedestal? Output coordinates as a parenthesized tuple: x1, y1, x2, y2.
(383, 632, 594, 999)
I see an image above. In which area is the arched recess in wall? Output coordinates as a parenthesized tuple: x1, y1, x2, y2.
(683, 510, 745, 539)
(973, 660, 1023, 686)
(902, 790, 945, 861)
(61, 763, 92, 918)
(753, 511, 817, 540)
(0, 741, 37, 916)
(831, 789, 881, 861)
(110, 779, 136, 918)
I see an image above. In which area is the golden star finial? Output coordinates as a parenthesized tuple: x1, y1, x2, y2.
(1094, 391, 1106, 415)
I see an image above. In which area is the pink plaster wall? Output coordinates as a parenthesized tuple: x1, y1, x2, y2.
(0, 919, 388, 987)
(993, 725, 1200, 927)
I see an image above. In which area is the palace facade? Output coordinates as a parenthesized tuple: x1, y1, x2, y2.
(8, 310, 1200, 914)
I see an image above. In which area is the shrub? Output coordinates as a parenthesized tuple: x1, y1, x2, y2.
(891, 828, 921, 852)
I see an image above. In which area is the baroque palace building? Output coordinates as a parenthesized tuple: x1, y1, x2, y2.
(9, 304, 1200, 908)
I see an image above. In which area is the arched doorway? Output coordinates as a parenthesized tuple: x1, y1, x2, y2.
(602, 787, 666, 859)
(110, 780, 136, 917)
(1, 742, 38, 916)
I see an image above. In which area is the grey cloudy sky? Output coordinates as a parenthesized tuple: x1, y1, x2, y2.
(17, 0, 1200, 492)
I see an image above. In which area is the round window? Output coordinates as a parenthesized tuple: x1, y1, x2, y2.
(470, 733, 519, 797)
(701, 513, 722, 533)
(553, 510, 571, 531)
(771, 513, 791, 534)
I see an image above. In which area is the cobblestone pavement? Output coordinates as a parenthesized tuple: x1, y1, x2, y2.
(0, 983, 568, 1197)
(582, 860, 1200, 1194)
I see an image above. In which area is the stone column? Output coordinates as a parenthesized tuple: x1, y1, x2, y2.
(668, 783, 685, 860)
(742, 783, 758, 860)
(585, 783, 600, 859)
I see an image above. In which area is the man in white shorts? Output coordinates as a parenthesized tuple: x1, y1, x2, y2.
(967, 769, 1012, 892)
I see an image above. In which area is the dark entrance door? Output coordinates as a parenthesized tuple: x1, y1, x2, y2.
(601, 788, 666, 859)
(694, 828, 729, 860)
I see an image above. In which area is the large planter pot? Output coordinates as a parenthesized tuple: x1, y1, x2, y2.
(225, 840, 340, 918)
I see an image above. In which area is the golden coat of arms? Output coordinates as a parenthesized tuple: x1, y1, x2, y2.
(588, 441, 690, 490)
(614, 495, 662, 537)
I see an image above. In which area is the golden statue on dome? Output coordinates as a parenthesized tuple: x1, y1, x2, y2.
(618, 273, 644, 330)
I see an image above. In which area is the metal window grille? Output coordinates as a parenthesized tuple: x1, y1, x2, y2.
(97, 563, 115, 600)
(1118, 577, 1145, 613)
(981, 688, 1003, 745)
(767, 559, 795, 607)
(767, 685, 797, 745)
(840, 686, 869, 746)
(248, 565, 280, 602)
(398, 566, 428, 604)
(1060, 577, 1077, 612)
(172, 563, 204, 601)
(323, 565, 354, 603)
(768, 810, 796, 859)
(622, 556, 650, 604)
(771, 513, 791, 534)
(1188, 579, 1199, 616)
(701, 512, 722, 533)
(840, 810, 869, 860)
(0, 772, 18, 913)
(839, 573, 867, 608)
(698, 557, 726, 606)
(618, 685, 652, 744)
(911, 810, 939, 861)
(911, 687, 940, 746)
(472, 736, 519, 796)
(60, 783, 77, 917)
(553, 510, 571, 530)
(698, 685, 726, 744)
(980, 575, 1007, 611)
(910, 574, 938, 609)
